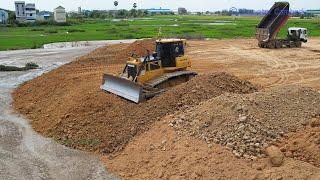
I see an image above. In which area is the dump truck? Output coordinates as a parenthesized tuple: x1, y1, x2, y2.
(101, 39, 197, 103)
(256, 2, 308, 48)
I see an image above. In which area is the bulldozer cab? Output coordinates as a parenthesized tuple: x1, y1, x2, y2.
(124, 39, 186, 81)
(155, 39, 185, 67)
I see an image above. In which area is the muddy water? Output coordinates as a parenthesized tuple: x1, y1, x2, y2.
(0, 41, 134, 179)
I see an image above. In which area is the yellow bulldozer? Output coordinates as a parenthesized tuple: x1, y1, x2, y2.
(101, 39, 197, 103)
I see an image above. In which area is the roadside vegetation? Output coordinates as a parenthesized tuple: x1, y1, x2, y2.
(0, 15, 319, 51)
(0, 62, 39, 71)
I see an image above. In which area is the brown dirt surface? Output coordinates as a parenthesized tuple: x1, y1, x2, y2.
(277, 116, 320, 167)
(124, 38, 156, 57)
(171, 85, 320, 159)
(13, 40, 256, 154)
(188, 38, 320, 90)
(103, 117, 320, 180)
(12, 38, 320, 178)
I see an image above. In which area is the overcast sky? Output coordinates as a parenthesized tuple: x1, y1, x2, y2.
(2, 0, 320, 11)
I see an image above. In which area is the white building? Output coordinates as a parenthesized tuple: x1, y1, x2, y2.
(14, 1, 36, 22)
(25, 3, 36, 22)
(15, 1, 26, 22)
(54, 6, 66, 23)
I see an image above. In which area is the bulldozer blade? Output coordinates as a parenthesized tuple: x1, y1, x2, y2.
(101, 74, 143, 103)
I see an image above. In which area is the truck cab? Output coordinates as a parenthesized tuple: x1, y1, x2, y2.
(288, 27, 308, 43)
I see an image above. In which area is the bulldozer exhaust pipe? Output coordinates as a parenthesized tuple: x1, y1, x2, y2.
(101, 74, 143, 103)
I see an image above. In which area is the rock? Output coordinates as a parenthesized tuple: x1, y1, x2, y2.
(157, 171, 164, 178)
(238, 116, 247, 123)
(266, 146, 284, 167)
(310, 118, 320, 127)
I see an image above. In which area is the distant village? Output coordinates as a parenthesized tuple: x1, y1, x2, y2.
(0, 1, 67, 25)
(0, 1, 319, 25)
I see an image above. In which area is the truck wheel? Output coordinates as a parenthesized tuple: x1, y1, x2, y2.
(275, 41, 281, 49)
(295, 41, 302, 48)
(289, 42, 296, 48)
(268, 42, 276, 49)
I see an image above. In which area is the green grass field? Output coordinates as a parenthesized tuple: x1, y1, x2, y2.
(0, 15, 319, 51)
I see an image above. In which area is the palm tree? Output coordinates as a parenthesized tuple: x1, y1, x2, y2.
(133, 3, 137, 9)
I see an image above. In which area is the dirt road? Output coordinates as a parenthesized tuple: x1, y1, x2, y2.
(0, 41, 135, 180)
(189, 38, 320, 90)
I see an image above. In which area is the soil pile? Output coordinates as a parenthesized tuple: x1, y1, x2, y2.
(104, 117, 320, 180)
(13, 69, 256, 154)
(76, 38, 155, 65)
(277, 116, 320, 167)
(171, 86, 320, 159)
(124, 38, 155, 57)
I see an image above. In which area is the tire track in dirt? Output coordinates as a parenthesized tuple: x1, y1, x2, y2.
(188, 38, 320, 90)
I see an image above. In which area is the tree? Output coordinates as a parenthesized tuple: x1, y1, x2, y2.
(114, 1, 118, 8)
(8, 11, 16, 25)
(130, 9, 137, 17)
(133, 3, 137, 9)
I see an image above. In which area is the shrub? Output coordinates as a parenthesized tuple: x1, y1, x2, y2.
(67, 29, 85, 33)
(45, 29, 58, 34)
(0, 62, 39, 71)
(25, 62, 39, 69)
(124, 34, 135, 39)
(115, 23, 130, 26)
(106, 28, 118, 34)
(30, 28, 45, 31)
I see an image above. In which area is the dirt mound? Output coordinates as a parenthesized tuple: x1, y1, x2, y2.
(75, 39, 155, 65)
(13, 66, 256, 154)
(103, 117, 320, 180)
(277, 116, 320, 167)
(171, 85, 320, 159)
(124, 38, 155, 57)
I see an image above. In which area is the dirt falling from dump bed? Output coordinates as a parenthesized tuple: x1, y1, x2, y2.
(13, 69, 257, 154)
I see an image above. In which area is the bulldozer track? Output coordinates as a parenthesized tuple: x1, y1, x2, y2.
(144, 71, 197, 88)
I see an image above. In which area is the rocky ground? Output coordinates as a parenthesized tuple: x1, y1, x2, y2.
(171, 85, 320, 159)
(104, 118, 320, 180)
(12, 38, 320, 179)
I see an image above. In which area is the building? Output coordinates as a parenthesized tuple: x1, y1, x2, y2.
(78, 7, 81, 14)
(178, 7, 187, 15)
(37, 11, 51, 21)
(54, 6, 66, 23)
(0, 10, 8, 24)
(146, 8, 173, 14)
(25, 3, 36, 21)
(14, 1, 37, 22)
(306, 9, 320, 17)
(15, 1, 26, 22)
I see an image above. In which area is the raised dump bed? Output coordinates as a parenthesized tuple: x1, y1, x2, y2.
(256, 2, 290, 42)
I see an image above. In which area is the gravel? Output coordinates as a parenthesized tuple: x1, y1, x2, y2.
(171, 85, 320, 159)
